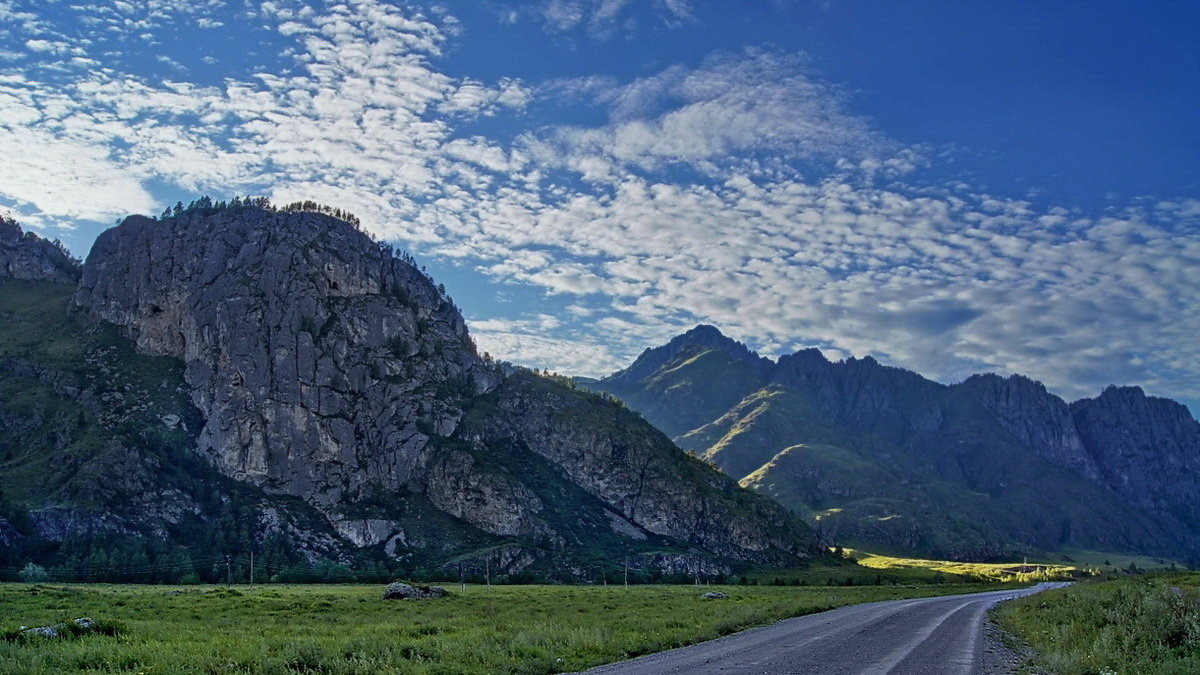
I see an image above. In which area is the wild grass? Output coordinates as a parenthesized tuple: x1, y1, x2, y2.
(995, 573, 1200, 674)
(1, 581, 1012, 674)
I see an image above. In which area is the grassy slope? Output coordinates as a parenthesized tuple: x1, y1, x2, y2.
(739, 441, 1031, 557)
(0, 279, 201, 506)
(995, 573, 1200, 674)
(603, 346, 766, 440)
(1, 582, 1020, 674)
(459, 370, 818, 564)
(744, 549, 1078, 586)
(678, 365, 1182, 560)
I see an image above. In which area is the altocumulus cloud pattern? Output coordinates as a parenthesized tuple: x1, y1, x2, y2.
(1, 0, 1199, 410)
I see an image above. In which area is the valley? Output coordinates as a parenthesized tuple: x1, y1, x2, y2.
(0, 581, 1027, 674)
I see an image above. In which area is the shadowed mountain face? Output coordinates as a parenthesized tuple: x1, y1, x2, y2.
(0, 217, 79, 284)
(588, 326, 1200, 561)
(0, 207, 818, 579)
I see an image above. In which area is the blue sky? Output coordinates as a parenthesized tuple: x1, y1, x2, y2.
(2, 0, 1199, 411)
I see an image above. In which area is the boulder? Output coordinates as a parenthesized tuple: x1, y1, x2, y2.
(382, 582, 449, 600)
(18, 617, 97, 638)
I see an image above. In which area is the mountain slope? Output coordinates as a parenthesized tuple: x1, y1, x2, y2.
(0, 205, 818, 579)
(587, 326, 1200, 561)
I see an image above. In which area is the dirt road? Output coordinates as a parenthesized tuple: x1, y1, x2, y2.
(579, 582, 1066, 674)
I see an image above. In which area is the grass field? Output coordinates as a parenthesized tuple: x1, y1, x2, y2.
(1043, 549, 1187, 573)
(847, 550, 1079, 582)
(745, 549, 1081, 586)
(1, 581, 1019, 674)
(995, 573, 1200, 674)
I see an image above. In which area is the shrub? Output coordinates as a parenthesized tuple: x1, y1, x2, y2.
(18, 563, 49, 583)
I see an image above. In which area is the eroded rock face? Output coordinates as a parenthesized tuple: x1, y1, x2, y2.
(75, 209, 498, 507)
(961, 374, 1102, 482)
(459, 371, 815, 565)
(0, 218, 79, 284)
(1072, 386, 1200, 523)
(68, 207, 818, 572)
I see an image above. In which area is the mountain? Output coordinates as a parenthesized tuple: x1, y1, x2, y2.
(588, 326, 1200, 561)
(0, 205, 817, 581)
(0, 216, 79, 284)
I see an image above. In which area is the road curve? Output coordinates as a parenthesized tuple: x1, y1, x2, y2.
(578, 582, 1067, 675)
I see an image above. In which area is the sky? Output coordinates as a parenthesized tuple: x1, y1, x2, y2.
(2, 0, 1199, 411)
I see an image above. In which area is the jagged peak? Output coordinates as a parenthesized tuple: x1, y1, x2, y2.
(1099, 384, 1146, 399)
(775, 346, 829, 371)
(668, 324, 756, 355)
(603, 324, 765, 386)
(959, 372, 1051, 395)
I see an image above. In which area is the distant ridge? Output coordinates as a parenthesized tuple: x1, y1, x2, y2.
(587, 325, 1200, 562)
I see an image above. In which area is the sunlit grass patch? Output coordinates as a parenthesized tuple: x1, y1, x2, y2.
(848, 550, 1078, 582)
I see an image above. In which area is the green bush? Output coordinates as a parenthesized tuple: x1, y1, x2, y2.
(18, 563, 48, 583)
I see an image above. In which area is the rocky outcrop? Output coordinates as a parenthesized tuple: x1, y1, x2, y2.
(0, 217, 79, 283)
(960, 374, 1102, 481)
(770, 350, 944, 434)
(1072, 386, 1200, 523)
(382, 582, 449, 599)
(459, 371, 814, 565)
(59, 205, 818, 574)
(75, 208, 498, 508)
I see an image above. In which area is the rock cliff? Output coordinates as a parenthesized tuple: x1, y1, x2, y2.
(75, 207, 496, 509)
(0, 217, 79, 284)
(1072, 386, 1200, 525)
(31, 203, 820, 575)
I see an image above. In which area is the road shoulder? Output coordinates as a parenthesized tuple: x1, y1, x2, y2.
(980, 610, 1037, 674)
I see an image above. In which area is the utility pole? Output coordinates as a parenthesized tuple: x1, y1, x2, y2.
(485, 557, 490, 587)
(249, 552, 254, 588)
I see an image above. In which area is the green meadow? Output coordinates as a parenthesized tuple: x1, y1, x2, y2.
(996, 573, 1200, 674)
(1, 581, 1012, 674)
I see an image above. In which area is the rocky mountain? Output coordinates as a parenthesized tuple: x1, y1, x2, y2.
(588, 326, 1200, 562)
(1071, 386, 1200, 527)
(0, 203, 818, 580)
(0, 217, 79, 284)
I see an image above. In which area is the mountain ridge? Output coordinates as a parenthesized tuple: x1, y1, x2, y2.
(588, 325, 1200, 561)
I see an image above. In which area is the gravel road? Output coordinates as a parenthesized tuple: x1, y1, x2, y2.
(578, 582, 1067, 674)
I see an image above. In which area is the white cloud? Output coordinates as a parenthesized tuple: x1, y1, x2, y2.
(0, 0, 529, 240)
(517, 0, 694, 36)
(527, 50, 895, 179)
(469, 315, 626, 377)
(2, 1, 1199, 411)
